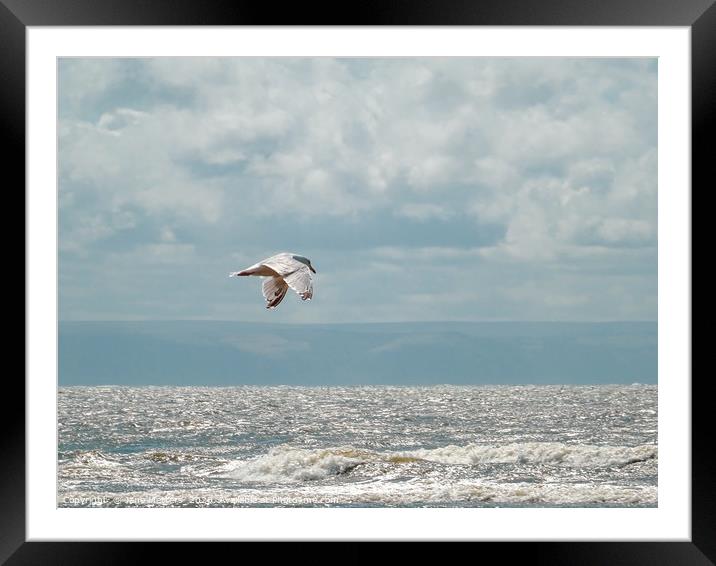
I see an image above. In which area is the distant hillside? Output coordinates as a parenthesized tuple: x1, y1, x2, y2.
(59, 321, 657, 385)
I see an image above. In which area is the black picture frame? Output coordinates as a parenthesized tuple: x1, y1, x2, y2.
(10, 0, 706, 562)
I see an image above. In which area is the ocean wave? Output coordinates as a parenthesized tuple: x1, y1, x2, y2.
(219, 446, 369, 483)
(216, 441, 656, 484)
(401, 442, 657, 468)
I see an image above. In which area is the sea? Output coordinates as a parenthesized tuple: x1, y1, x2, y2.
(58, 384, 657, 508)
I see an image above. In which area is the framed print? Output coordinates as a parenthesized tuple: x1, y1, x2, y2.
(11, 0, 706, 562)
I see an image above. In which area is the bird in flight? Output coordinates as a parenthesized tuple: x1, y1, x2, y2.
(229, 252, 316, 309)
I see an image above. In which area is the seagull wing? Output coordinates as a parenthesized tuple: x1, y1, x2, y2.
(260, 253, 303, 277)
(284, 266, 313, 301)
(262, 276, 289, 309)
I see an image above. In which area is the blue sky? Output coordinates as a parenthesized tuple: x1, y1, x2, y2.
(58, 58, 657, 323)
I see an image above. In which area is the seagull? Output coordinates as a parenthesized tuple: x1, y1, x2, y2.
(229, 252, 316, 309)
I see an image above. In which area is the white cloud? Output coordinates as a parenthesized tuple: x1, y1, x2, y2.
(595, 218, 653, 244)
(60, 58, 656, 227)
(97, 108, 148, 133)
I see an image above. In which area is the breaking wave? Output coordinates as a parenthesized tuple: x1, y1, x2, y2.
(402, 442, 657, 468)
(216, 442, 656, 484)
(218, 447, 369, 482)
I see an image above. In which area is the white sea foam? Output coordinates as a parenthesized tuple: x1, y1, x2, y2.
(59, 480, 657, 507)
(216, 441, 656, 484)
(401, 442, 657, 468)
(219, 446, 368, 482)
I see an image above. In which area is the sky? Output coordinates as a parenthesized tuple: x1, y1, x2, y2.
(58, 57, 657, 323)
